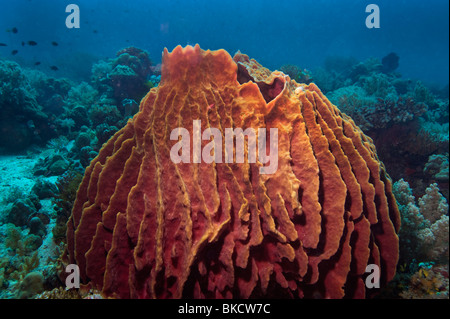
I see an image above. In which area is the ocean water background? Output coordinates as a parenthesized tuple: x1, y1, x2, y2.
(0, 0, 448, 87)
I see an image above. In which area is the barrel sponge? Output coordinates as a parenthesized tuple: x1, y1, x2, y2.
(62, 45, 400, 299)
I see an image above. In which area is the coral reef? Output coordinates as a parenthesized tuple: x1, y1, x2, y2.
(321, 56, 449, 187)
(393, 179, 449, 265)
(92, 46, 153, 103)
(424, 154, 449, 182)
(0, 46, 156, 155)
(0, 61, 56, 151)
(0, 152, 75, 298)
(35, 286, 103, 299)
(400, 264, 448, 299)
(51, 170, 83, 244)
(0, 222, 42, 298)
(62, 45, 400, 299)
(328, 89, 427, 132)
(33, 154, 71, 177)
(312, 56, 359, 93)
(16, 271, 44, 299)
(279, 64, 313, 84)
(380, 178, 449, 299)
(0, 42, 447, 300)
(5, 198, 39, 227)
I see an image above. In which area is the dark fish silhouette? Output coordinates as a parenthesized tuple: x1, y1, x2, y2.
(21, 41, 25, 46)
(51, 41, 58, 46)
(34, 62, 41, 66)
(27, 41, 38, 46)
(0, 43, 7, 46)
(11, 50, 18, 55)
(50, 66, 59, 71)
(6, 27, 18, 34)
(381, 52, 400, 74)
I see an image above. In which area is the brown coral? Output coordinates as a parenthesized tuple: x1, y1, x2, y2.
(400, 265, 449, 299)
(62, 45, 400, 299)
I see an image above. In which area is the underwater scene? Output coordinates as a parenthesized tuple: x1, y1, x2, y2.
(0, 0, 448, 301)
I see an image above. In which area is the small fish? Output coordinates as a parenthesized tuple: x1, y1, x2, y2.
(0, 43, 7, 47)
(6, 27, 18, 34)
(93, 29, 98, 34)
(34, 62, 41, 66)
(51, 41, 58, 46)
(27, 40, 37, 46)
(11, 50, 18, 55)
(50, 66, 59, 71)
(21, 41, 25, 46)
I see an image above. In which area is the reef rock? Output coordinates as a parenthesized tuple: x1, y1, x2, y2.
(63, 45, 400, 299)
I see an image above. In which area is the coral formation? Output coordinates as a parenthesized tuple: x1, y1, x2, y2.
(92, 46, 152, 103)
(279, 64, 313, 84)
(6, 198, 39, 227)
(312, 56, 359, 94)
(321, 55, 449, 187)
(35, 286, 103, 299)
(400, 264, 449, 299)
(0, 223, 42, 298)
(63, 45, 400, 299)
(16, 271, 44, 299)
(393, 179, 449, 264)
(329, 89, 427, 132)
(424, 154, 449, 182)
(0, 46, 155, 154)
(32, 178, 59, 199)
(0, 61, 55, 151)
(52, 170, 83, 244)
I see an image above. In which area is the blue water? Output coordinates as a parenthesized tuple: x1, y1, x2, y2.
(0, 0, 448, 85)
